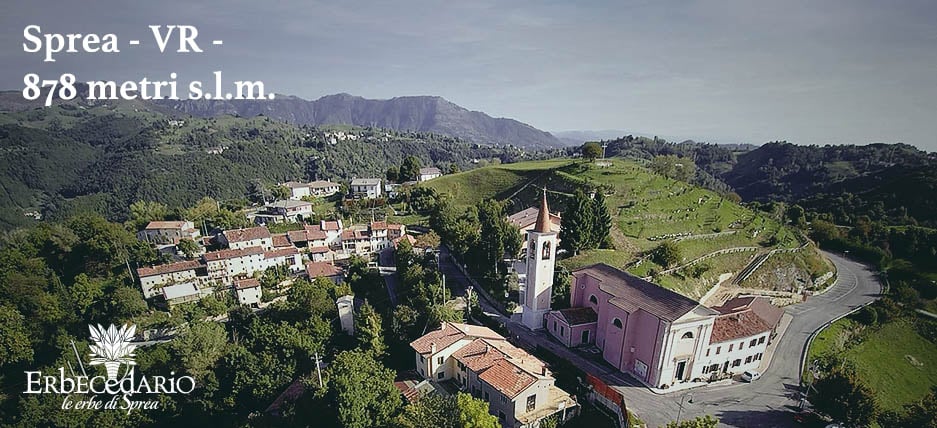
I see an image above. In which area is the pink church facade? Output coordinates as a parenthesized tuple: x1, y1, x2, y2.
(547, 264, 720, 389)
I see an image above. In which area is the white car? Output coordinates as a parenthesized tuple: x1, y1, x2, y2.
(741, 370, 761, 382)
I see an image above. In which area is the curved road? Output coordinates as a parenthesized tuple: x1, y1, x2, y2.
(619, 251, 883, 428)
(442, 247, 883, 427)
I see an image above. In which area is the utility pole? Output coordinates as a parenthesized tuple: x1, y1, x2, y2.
(314, 351, 323, 388)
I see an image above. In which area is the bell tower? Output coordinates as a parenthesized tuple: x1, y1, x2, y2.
(521, 189, 557, 330)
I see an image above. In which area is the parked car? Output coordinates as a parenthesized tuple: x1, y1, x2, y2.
(741, 370, 761, 382)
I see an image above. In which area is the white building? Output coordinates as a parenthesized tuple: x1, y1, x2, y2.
(234, 278, 262, 307)
(308, 180, 341, 197)
(162, 282, 208, 307)
(137, 221, 201, 245)
(418, 167, 442, 182)
(220, 226, 273, 250)
(336, 295, 355, 335)
(520, 192, 557, 330)
(281, 181, 313, 200)
(136, 260, 204, 298)
(411, 323, 578, 427)
(696, 297, 783, 379)
(350, 178, 382, 199)
(203, 247, 267, 282)
(265, 200, 314, 222)
(339, 221, 405, 255)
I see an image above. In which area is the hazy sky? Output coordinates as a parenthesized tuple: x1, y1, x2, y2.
(2, 0, 936, 149)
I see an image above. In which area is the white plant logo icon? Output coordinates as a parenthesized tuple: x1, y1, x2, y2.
(88, 324, 137, 380)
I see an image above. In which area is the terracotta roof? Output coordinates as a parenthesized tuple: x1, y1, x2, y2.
(203, 246, 265, 262)
(144, 221, 188, 230)
(308, 246, 330, 254)
(575, 264, 719, 321)
(452, 339, 509, 372)
(136, 260, 202, 277)
(223, 226, 271, 243)
(388, 224, 403, 230)
(507, 207, 561, 229)
(710, 310, 773, 343)
(370, 221, 387, 230)
(321, 221, 342, 231)
(271, 233, 291, 248)
(478, 359, 537, 399)
(304, 225, 327, 240)
(264, 247, 299, 259)
(234, 278, 261, 289)
(556, 307, 598, 325)
(409, 322, 501, 355)
(305, 262, 342, 278)
(342, 229, 370, 240)
(533, 189, 552, 233)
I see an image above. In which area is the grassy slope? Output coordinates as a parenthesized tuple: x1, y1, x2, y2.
(423, 158, 828, 299)
(808, 319, 937, 412)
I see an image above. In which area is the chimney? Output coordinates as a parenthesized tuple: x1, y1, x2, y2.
(541, 366, 548, 376)
(430, 342, 437, 354)
(484, 344, 490, 353)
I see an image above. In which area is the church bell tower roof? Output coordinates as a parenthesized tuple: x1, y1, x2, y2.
(533, 188, 552, 233)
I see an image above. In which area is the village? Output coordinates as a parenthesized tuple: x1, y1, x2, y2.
(129, 170, 827, 428)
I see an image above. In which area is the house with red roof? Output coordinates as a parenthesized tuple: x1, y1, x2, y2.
(410, 322, 578, 427)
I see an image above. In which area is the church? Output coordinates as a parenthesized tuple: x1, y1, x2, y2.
(517, 192, 782, 389)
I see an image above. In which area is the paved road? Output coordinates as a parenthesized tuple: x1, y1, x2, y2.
(445, 249, 882, 428)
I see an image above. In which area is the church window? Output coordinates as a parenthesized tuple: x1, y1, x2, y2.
(612, 318, 622, 329)
(681, 331, 694, 339)
(542, 241, 552, 260)
(589, 295, 598, 305)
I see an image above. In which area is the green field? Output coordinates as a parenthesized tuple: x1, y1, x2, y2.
(421, 158, 829, 298)
(807, 319, 937, 413)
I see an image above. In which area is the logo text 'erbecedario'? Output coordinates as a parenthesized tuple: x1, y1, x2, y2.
(24, 323, 195, 413)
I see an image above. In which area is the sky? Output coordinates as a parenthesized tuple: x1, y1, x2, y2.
(2, 0, 936, 150)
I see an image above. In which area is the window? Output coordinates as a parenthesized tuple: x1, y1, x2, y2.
(716, 346, 721, 355)
(589, 295, 598, 305)
(750, 339, 757, 347)
(732, 359, 741, 367)
(706, 349, 710, 357)
(710, 364, 719, 373)
(553, 320, 557, 331)
(437, 372, 444, 379)
(739, 341, 744, 350)
(728, 344, 734, 352)
(542, 241, 552, 260)
(437, 356, 444, 365)
(745, 356, 752, 364)
(420, 355, 425, 363)
(458, 361, 465, 370)
(498, 411, 505, 422)
(526, 394, 536, 412)
(758, 336, 766, 344)
(501, 395, 507, 404)
(756, 353, 763, 360)
(560, 326, 565, 336)
(612, 318, 623, 329)
(702, 365, 710, 374)
(681, 331, 694, 339)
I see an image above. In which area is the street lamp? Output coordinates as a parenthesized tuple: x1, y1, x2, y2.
(676, 392, 694, 423)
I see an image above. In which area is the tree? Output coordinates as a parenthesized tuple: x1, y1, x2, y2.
(128, 200, 169, 230)
(590, 190, 612, 248)
(652, 241, 682, 268)
(559, 190, 595, 256)
(109, 286, 148, 320)
(386, 166, 400, 183)
(786, 204, 807, 228)
(664, 415, 718, 428)
(582, 142, 603, 161)
(177, 238, 199, 259)
(329, 350, 402, 428)
(171, 321, 228, 378)
(397, 392, 459, 428)
(271, 185, 292, 201)
(70, 273, 105, 318)
(457, 393, 499, 428)
(0, 305, 33, 366)
(900, 386, 937, 428)
(354, 301, 386, 356)
(650, 155, 696, 182)
(400, 156, 423, 182)
(552, 269, 571, 309)
(811, 365, 879, 427)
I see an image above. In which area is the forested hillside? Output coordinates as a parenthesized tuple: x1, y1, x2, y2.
(0, 102, 537, 230)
